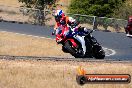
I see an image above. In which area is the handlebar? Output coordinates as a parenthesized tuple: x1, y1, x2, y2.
(84, 29, 95, 36)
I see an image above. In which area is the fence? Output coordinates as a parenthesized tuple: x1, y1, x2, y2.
(67, 13, 127, 33)
(0, 5, 128, 32)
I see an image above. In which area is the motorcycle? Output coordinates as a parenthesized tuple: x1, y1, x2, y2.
(52, 26, 105, 59)
(125, 16, 132, 37)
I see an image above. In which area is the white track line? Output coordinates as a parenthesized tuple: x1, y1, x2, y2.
(0, 31, 55, 40)
(0, 31, 116, 56)
(103, 47, 116, 56)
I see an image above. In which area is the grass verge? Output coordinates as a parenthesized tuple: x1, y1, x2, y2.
(0, 59, 131, 88)
(0, 0, 21, 7)
(0, 31, 70, 57)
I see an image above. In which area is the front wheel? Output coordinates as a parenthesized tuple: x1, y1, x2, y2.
(64, 41, 84, 58)
(62, 46, 69, 53)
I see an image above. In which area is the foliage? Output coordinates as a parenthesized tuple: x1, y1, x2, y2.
(68, 0, 125, 17)
(18, 0, 56, 9)
(18, 0, 56, 25)
(112, 3, 132, 20)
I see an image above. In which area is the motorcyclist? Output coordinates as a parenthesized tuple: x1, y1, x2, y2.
(125, 16, 132, 35)
(52, 10, 77, 42)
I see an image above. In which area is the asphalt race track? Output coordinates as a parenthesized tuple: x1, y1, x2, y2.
(0, 22, 132, 60)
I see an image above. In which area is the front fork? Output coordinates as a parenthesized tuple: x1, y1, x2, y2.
(73, 35, 86, 55)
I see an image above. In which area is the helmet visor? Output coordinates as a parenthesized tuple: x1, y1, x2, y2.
(55, 15, 62, 22)
(55, 16, 60, 22)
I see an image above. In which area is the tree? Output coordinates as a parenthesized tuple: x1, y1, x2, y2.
(112, 2, 132, 19)
(18, 0, 55, 9)
(18, 0, 56, 25)
(68, 0, 125, 17)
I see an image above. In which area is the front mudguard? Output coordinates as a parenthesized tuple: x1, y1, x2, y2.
(64, 40, 85, 58)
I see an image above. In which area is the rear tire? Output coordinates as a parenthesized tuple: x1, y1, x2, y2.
(93, 44, 105, 59)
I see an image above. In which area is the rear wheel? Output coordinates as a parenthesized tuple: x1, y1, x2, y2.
(92, 44, 105, 59)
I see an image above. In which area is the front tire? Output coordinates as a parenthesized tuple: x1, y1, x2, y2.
(64, 41, 84, 58)
(62, 46, 69, 53)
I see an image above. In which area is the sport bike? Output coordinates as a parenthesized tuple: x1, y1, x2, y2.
(52, 26, 105, 59)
